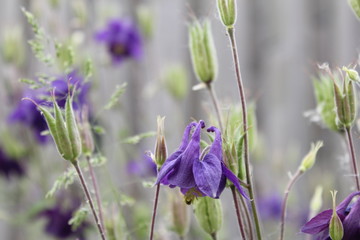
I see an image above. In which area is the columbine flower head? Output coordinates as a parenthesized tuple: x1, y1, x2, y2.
(95, 19, 143, 64)
(301, 191, 360, 240)
(155, 120, 247, 202)
(0, 146, 25, 179)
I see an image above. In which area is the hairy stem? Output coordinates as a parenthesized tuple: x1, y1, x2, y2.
(73, 161, 107, 240)
(279, 169, 303, 240)
(227, 26, 262, 240)
(86, 155, 105, 233)
(206, 83, 224, 132)
(345, 127, 360, 191)
(149, 183, 161, 240)
(231, 186, 247, 239)
(239, 191, 254, 239)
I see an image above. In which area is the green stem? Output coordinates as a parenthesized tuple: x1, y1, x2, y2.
(279, 169, 303, 240)
(231, 186, 247, 239)
(73, 161, 107, 240)
(226, 26, 262, 240)
(206, 83, 224, 132)
(86, 155, 105, 234)
(345, 127, 360, 191)
(149, 183, 161, 240)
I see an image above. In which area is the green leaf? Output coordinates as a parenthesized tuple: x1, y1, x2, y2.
(104, 83, 127, 110)
(45, 167, 76, 198)
(69, 207, 88, 231)
(122, 131, 156, 144)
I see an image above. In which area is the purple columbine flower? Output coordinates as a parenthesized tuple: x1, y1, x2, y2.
(8, 70, 90, 143)
(95, 19, 143, 64)
(156, 120, 247, 200)
(127, 153, 157, 178)
(38, 197, 89, 239)
(301, 191, 360, 240)
(0, 147, 25, 179)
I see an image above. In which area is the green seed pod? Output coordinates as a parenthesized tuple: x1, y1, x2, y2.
(329, 191, 344, 240)
(299, 141, 323, 173)
(37, 105, 62, 151)
(347, 81, 357, 126)
(170, 191, 190, 238)
(193, 197, 223, 238)
(217, 0, 237, 28)
(54, 99, 73, 161)
(333, 82, 346, 127)
(65, 95, 82, 161)
(343, 66, 359, 81)
(189, 20, 218, 84)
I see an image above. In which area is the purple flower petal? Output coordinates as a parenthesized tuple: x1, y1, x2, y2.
(301, 209, 333, 234)
(193, 153, 222, 198)
(221, 163, 249, 199)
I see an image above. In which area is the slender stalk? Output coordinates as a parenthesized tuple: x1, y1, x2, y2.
(279, 169, 303, 240)
(86, 155, 105, 233)
(239, 192, 254, 239)
(206, 83, 224, 131)
(345, 127, 360, 191)
(226, 26, 262, 239)
(231, 186, 247, 239)
(211, 232, 217, 240)
(73, 161, 107, 240)
(149, 183, 161, 240)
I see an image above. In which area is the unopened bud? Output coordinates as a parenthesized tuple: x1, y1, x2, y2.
(189, 20, 218, 83)
(329, 191, 344, 240)
(170, 190, 190, 238)
(163, 64, 188, 100)
(309, 186, 323, 219)
(154, 116, 167, 167)
(217, 0, 237, 28)
(334, 79, 357, 128)
(299, 141, 323, 173)
(193, 197, 223, 238)
(343, 66, 359, 81)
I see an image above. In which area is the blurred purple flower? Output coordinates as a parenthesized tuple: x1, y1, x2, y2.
(301, 191, 360, 240)
(156, 121, 247, 199)
(95, 19, 143, 64)
(127, 153, 157, 178)
(8, 70, 90, 143)
(38, 197, 89, 239)
(258, 193, 282, 220)
(0, 147, 25, 179)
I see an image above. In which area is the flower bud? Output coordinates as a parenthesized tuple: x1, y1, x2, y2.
(217, 0, 237, 28)
(163, 64, 188, 100)
(193, 197, 223, 238)
(189, 20, 218, 84)
(309, 186, 323, 219)
(342, 66, 359, 81)
(154, 116, 167, 168)
(334, 79, 357, 128)
(170, 190, 190, 238)
(329, 191, 344, 240)
(299, 141, 323, 173)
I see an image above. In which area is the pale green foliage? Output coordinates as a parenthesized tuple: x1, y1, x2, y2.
(189, 20, 218, 83)
(193, 197, 223, 237)
(104, 83, 127, 110)
(82, 58, 94, 79)
(69, 207, 89, 231)
(55, 42, 74, 72)
(122, 131, 156, 144)
(313, 74, 339, 131)
(163, 64, 189, 100)
(1, 27, 25, 66)
(349, 0, 360, 20)
(46, 167, 76, 198)
(136, 4, 154, 39)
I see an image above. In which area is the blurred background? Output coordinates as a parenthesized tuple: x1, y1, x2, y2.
(0, 0, 360, 239)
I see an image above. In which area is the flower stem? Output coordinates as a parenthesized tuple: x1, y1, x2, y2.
(279, 169, 303, 240)
(226, 26, 262, 240)
(345, 127, 360, 191)
(211, 232, 217, 240)
(149, 183, 161, 240)
(206, 83, 224, 132)
(73, 161, 107, 240)
(239, 192, 254, 239)
(231, 186, 247, 239)
(86, 155, 105, 233)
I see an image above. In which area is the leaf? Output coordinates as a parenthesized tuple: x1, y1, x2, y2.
(69, 207, 88, 231)
(104, 83, 127, 110)
(45, 167, 76, 198)
(122, 131, 156, 144)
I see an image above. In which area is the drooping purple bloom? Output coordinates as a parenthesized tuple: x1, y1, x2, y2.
(95, 19, 143, 64)
(8, 70, 90, 143)
(0, 147, 25, 179)
(301, 191, 360, 240)
(38, 197, 89, 239)
(156, 121, 247, 200)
